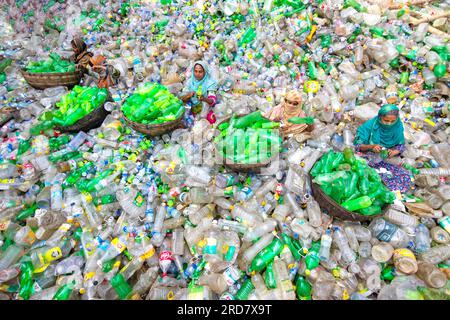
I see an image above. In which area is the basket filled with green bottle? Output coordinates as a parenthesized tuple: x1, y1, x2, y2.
(32, 86, 109, 134)
(309, 148, 395, 222)
(214, 111, 282, 171)
(21, 53, 82, 89)
(120, 82, 185, 136)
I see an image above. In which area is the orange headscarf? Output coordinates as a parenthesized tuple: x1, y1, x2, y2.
(264, 90, 308, 135)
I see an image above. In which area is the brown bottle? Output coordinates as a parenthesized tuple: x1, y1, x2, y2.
(416, 261, 447, 289)
(393, 249, 418, 275)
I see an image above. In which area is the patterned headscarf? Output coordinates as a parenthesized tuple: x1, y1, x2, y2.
(71, 37, 87, 55)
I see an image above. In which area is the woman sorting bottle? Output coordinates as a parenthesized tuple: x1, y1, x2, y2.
(353, 104, 412, 193)
(69, 37, 93, 74)
(180, 61, 218, 125)
(88, 55, 121, 89)
(264, 90, 314, 137)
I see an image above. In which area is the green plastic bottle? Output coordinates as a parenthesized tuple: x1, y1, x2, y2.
(235, 278, 255, 300)
(48, 135, 70, 150)
(341, 196, 372, 211)
(287, 117, 314, 125)
(281, 233, 302, 261)
(16, 203, 38, 221)
(53, 281, 75, 300)
(264, 261, 277, 289)
(295, 276, 312, 300)
(18, 262, 34, 300)
(110, 273, 132, 300)
(304, 242, 321, 274)
(249, 237, 284, 273)
(93, 194, 117, 206)
(358, 205, 381, 216)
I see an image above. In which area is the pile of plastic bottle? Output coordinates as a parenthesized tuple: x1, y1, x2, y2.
(0, 0, 449, 300)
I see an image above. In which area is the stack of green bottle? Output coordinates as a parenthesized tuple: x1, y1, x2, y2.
(25, 53, 75, 73)
(121, 82, 184, 125)
(214, 111, 282, 164)
(310, 148, 396, 216)
(50, 86, 108, 127)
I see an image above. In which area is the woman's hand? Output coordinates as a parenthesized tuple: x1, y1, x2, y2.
(200, 96, 214, 105)
(371, 145, 382, 153)
(388, 149, 400, 158)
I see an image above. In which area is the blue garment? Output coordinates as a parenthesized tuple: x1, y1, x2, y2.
(185, 61, 218, 97)
(354, 104, 405, 149)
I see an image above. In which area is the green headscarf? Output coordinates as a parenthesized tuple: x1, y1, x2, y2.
(354, 104, 405, 149)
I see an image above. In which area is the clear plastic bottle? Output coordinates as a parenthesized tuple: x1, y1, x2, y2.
(272, 258, 296, 300)
(197, 273, 228, 295)
(333, 227, 357, 267)
(416, 261, 447, 289)
(368, 218, 411, 249)
(384, 209, 419, 228)
(319, 230, 333, 261)
(371, 242, 394, 263)
(285, 192, 305, 219)
(306, 199, 322, 228)
(188, 204, 215, 225)
(243, 219, 277, 243)
(414, 224, 431, 254)
(231, 205, 261, 227)
(418, 244, 450, 265)
(151, 204, 167, 247)
(132, 267, 159, 296)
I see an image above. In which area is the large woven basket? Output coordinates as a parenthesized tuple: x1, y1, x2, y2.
(121, 109, 185, 137)
(213, 114, 281, 172)
(54, 104, 109, 133)
(53, 91, 111, 133)
(309, 156, 388, 222)
(21, 69, 82, 89)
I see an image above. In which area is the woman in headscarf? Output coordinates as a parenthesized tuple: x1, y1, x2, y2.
(89, 55, 121, 89)
(264, 90, 313, 136)
(180, 61, 218, 124)
(354, 104, 412, 193)
(69, 37, 93, 74)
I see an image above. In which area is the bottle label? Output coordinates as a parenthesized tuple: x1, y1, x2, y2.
(140, 247, 156, 261)
(178, 192, 188, 203)
(224, 245, 236, 262)
(203, 237, 217, 255)
(43, 247, 62, 263)
(220, 293, 235, 300)
(111, 237, 127, 253)
(223, 266, 241, 286)
(224, 186, 234, 197)
(133, 192, 145, 207)
(439, 217, 450, 234)
(239, 187, 253, 199)
(375, 221, 398, 242)
(393, 248, 416, 261)
(0, 220, 10, 231)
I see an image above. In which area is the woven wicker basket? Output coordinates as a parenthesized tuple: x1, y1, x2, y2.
(54, 103, 109, 133)
(309, 156, 388, 222)
(53, 91, 111, 133)
(213, 114, 281, 172)
(21, 69, 82, 89)
(121, 109, 185, 137)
